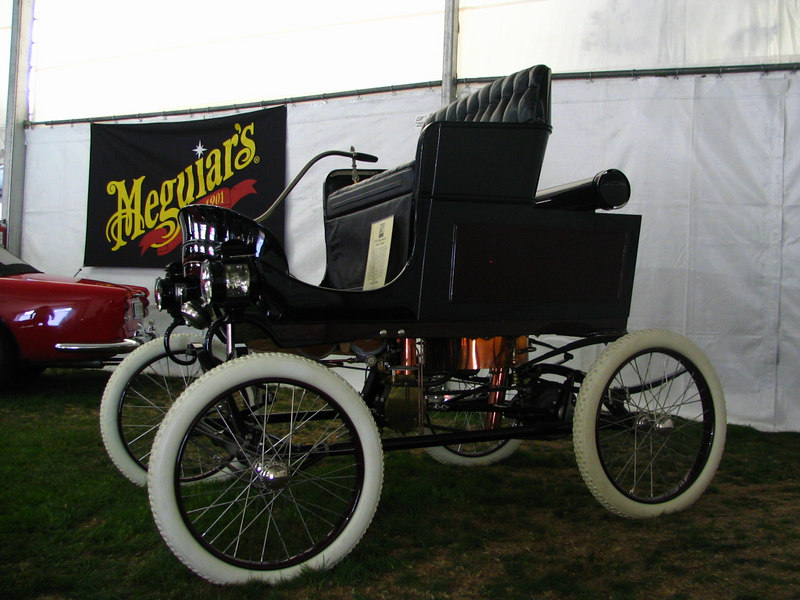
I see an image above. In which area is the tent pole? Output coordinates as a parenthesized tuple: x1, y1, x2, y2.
(3, 0, 34, 254)
(442, 0, 459, 105)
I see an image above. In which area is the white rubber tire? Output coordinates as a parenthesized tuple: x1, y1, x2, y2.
(424, 369, 522, 466)
(425, 438, 521, 466)
(573, 329, 726, 518)
(99, 334, 211, 486)
(147, 352, 384, 584)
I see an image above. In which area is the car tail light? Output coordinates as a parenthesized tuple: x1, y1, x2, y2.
(125, 295, 148, 324)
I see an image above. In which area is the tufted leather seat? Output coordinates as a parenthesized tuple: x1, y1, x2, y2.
(322, 65, 552, 290)
(326, 65, 552, 220)
(424, 64, 551, 125)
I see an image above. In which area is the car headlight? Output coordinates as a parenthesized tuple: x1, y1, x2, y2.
(199, 259, 253, 305)
(154, 277, 173, 312)
(199, 261, 215, 305)
(155, 275, 199, 314)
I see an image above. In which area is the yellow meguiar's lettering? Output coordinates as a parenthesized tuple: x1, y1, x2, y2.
(205, 148, 223, 190)
(234, 123, 256, 169)
(105, 177, 145, 250)
(176, 164, 196, 208)
(159, 178, 178, 224)
(144, 189, 160, 229)
(101, 119, 260, 254)
(157, 178, 181, 248)
(222, 134, 238, 180)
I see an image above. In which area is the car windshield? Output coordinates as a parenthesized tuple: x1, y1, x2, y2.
(0, 246, 41, 277)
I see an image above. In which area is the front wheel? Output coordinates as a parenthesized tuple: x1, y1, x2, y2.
(573, 329, 726, 518)
(147, 353, 384, 584)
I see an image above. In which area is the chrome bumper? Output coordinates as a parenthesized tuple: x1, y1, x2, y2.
(54, 322, 157, 354)
(54, 338, 144, 353)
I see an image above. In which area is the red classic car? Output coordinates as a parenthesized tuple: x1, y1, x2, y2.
(0, 246, 152, 379)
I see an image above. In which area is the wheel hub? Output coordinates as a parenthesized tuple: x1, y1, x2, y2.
(253, 461, 290, 492)
(634, 413, 674, 434)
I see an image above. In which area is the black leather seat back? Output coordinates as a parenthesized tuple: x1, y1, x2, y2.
(322, 65, 552, 290)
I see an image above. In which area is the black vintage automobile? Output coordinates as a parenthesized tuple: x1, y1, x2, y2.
(101, 65, 726, 584)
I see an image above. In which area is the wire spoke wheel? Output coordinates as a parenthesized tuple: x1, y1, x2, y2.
(100, 335, 211, 486)
(425, 370, 521, 466)
(598, 352, 710, 500)
(177, 380, 363, 567)
(147, 353, 383, 584)
(573, 330, 726, 518)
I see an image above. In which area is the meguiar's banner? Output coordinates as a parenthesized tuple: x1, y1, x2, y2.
(85, 105, 286, 267)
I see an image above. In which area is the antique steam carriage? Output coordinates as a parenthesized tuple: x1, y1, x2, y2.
(100, 65, 725, 584)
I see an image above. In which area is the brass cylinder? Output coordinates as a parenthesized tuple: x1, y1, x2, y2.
(424, 336, 517, 371)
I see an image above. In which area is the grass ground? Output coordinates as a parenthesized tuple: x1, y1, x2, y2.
(1, 368, 799, 600)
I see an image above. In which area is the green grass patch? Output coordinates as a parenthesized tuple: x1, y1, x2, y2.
(1, 369, 800, 599)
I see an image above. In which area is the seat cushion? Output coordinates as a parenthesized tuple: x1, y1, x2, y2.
(325, 162, 415, 219)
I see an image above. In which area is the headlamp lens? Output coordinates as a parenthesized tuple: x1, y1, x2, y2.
(198, 260, 251, 304)
(224, 263, 251, 298)
(199, 260, 214, 305)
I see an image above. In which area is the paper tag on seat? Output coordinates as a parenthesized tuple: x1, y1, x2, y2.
(363, 216, 394, 290)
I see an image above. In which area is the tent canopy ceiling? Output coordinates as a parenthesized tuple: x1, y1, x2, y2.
(25, 0, 800, 123)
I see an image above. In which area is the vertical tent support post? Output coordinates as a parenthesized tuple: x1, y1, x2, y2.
(4, 0, 34, 254)
(442, 0, 459, 105)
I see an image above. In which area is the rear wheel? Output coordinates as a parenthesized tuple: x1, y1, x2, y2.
(424, 370, 521, 466)
(573, 329, 726, 518)
(100, 334, 220, 486)
(147, 352, 383, 584)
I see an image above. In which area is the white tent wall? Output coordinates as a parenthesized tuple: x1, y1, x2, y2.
(20, 69, 800, 430)
(779, 80, 800, 431)
(540, 71, 795, 432)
